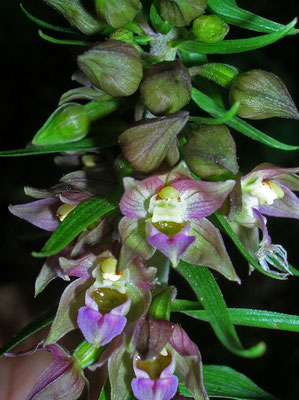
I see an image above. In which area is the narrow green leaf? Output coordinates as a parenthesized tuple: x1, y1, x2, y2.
(32, 189, 121, 258)
(0, 135, 118, 157)
(189, 101, 240, 125)
(177, 261, 266, 358)
(20, 4, 77, 34)
(172, 301, 299, 332)
(178, 365, 277, 399)
(0, 306, 56, 357)
(187, 308, 299, 332)
(149, 286, 176, 321)
(191, 88, 299, 150)
(172, 19, 296, 54)
(38, 29, 90, 46)
(215, 213, 286, 280)
(207, 0, 298, 35)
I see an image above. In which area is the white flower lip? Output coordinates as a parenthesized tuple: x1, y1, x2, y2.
(148, 194, 186, 223)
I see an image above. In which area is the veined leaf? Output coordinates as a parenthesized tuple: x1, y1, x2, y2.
(179, 365, 277, 399)
(20, 4, 77, 34)
(171, 19, 296, 54)
(33, 189, 121, 258)
(0, 135, 118, 157)
(215, 213, 287, 280)
(38, 29, 90, 46)
(172, 300, 299, 332)
(0, 306, 56, 357)
(177, 261, 266, 358)
(207, 0, 298, 35)
(191, 88, 299, 151)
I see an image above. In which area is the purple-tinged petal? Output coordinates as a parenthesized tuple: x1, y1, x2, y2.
(59, 253, 97, 278)
(146, 222, 195, 267)
(183, 219, 240, 282)
(252, 209, 271, 246)
(275, 173, 299, 192)
(8, 343, 86, 400)
(127, 258, 156, 290)
(46, 278, 93, 345)
(119, 217, 156, 260)
(120, 176, 165, 218)
(169, 326, 208, 400)
(160, 160, 193, 186)
(59, 191, 90, 205)
(9, 198, 61, 231)
(171, 179, 235, 219)
(136, 318, 175, 360)
(242, 164, 299, 185)
(259, 183, 299, 219)
(132, 376, 178, 400)
(77, 306, 127, 347)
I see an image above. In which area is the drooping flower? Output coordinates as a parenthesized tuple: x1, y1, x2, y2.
(5, 343, 87, 400)
(119, 161, 239, 282)
(230, 163, 299, 276)
(9, 167, 116, 231)
(45, 251, 156, 348)
(130, 317, 208, 400)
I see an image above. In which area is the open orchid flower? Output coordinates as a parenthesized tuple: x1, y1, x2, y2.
(119, 161, 239, 282)
(5, 343, 87, 400)
(8, 167, 116, 231)
(45, 251, 156, 348)
(230, 163, 299, 277)
(131, 317, 208, 400)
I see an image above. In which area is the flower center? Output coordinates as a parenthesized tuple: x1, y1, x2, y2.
(56, 203, 76, 221)
(99, 257, 122, 282)
(91, 287, 127, 314)
(148, 186, 186, 225)
(136, 350, 172, 381)
(244, 178, 284, 206)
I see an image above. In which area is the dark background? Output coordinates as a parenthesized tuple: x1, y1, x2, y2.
(0, 1, 298, 399)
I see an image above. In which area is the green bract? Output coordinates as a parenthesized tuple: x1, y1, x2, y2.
(78, 40, 143, 97)
(139, 60, 191, 115)
(32, 103, 90, 145)
(95, 0, 142, 28)
(158, 0, 207, 27)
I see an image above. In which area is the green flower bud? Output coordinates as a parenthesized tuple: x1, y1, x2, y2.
(78, 40, 143, 97)
(44, 0, 105, 35)
(139, 60, 191, 115)
(94, 0, 142, 29)
(32, 103, 90, 146)
(192, 15, 229, 43)
(183, 124, 238, 179)
(158, 0, 207, 27)
(229, 69, 299, 120)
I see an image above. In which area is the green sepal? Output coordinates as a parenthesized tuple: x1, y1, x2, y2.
(149, 286, 176, 321)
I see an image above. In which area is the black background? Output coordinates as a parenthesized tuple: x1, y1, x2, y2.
(0, 1, 298, 399)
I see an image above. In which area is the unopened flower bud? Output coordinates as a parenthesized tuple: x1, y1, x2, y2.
(192, 15, 229, 43)
(78, 40, 143, 97)
(32, 103, 90, 145)
(229, 69, 299, 120)
(44, 0, 106, 35)
(158, 0, 207, 27)
(139, 60, 191, 115)
(95, 0, 142, 29)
